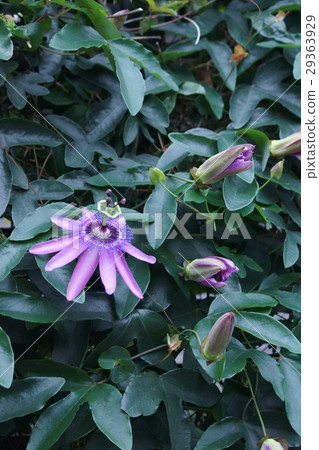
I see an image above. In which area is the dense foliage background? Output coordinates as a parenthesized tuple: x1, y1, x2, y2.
(0, 0, 301, 449)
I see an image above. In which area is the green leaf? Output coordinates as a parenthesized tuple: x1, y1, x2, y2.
(0, 292, 61, 323)
(114, 256, 150, 319)
(280, 354, 301, 435)
(205, 41, 237, 91)
(87, 167, 151, 187)
(144, 181, 177, 249)
(0, 150, 12, 216)
(108, 39, 178, 91)
(76, 0, 121, 40)
(16, 360, 92, 391)
(0, 240, 29, 282)
(208, 292, 277, 316)
(0, 327, 14, 388)
(122, 369, 220, 450)
(283, 231, 300, 268)
(140, 95, 169, 129)
(0, 119, 62, 147)
(223, 178, 259, 211)
(245, 349, 284, 401)
(0, 377, 65, 422)
(259, 272, 300, 291)
(168, 132, 217, 157)
(123, 115, 139, 146)
(9, 202, 73, 241)
(272, 290, 300, 312)
(195, 417, 244, 450)
(12, 180, 74, 224)
(234, 311, 301, 353)
(121, 371, 162, 417)
(293, 51, 301, 79)
(230, 58, 300, 128)
(87, 384, 132, 450)
(98, 346, 131, 370)
(0, 19, 13, 61)
(109, 44, 145, 116)
(50, 24, 105, 51)
(26, 387, 93, 450)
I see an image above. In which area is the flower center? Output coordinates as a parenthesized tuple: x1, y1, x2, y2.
(87, 222, 119, 243)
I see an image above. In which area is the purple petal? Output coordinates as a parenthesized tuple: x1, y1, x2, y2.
(99, 251, 117, 295)
(51, 216, 79, 231)
(29, 235, 74, 255)
(114, 249, 143, 299)
(200, 278, 226, 288)
(45, 243, 88, 271)
(66, 247, 99, 301)
(122, 243, 156, 264)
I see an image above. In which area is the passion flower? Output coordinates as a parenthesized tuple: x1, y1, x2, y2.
(29, 194, 156, 301)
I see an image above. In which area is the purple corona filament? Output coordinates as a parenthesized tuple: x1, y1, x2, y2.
(29, 208, 156, 301)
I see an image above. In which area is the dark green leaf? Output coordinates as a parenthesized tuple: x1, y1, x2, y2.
(0, 377, 65, 422)
(234, 311, 301, 353)
(0, 119, 62, 147)
(87, 384, 132, 450)
(50, 24, 105, 51)
(26, 387, 93, 450)
(0, 150, 12, 216)
(0, 327, 14, 388)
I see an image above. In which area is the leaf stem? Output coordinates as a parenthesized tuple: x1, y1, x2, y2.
(131, 344, 168, 360)
(244, 368, 267, 437)
(159, 181, 201, 214)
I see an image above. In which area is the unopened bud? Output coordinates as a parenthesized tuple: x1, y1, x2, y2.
(200, 312, 235, 364)
(260, 438, 285, 450)
(149, 167, 165, 185)
(191, 144, 254, 186)
(270, 160, 284, 179)
(269, 131, 301, 158)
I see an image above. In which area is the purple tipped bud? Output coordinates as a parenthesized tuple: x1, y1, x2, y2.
(106, 197, 112, 206)
(191, 144, 254, 186)
(260, 438, 285, 450)
(183, 256, 239, 288)
(269, 131, 301, 158)
(106, 189, 112, 195)
(200, 312, 235, 364)
(119, 198, 127, 205)
(270, 159, 284, 179)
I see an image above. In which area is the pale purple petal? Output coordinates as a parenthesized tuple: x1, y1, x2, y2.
(51, 216, 79, 231)
(99, 251, 117, 295)
(66, 247, 99, 301)
(29, 235, 74, 255)
(82, 209, 95, 222)
(114, 249, 143, 299)
(45, 243, 88, 271)
(122, 243, 156, 264)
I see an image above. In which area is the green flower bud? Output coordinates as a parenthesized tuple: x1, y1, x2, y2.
(269, 131, 301, 158)
(149, 167, 166, 185)
(270, 160, 284, 179)
(200, 312, 235, 364)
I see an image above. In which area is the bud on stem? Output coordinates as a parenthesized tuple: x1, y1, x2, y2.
(200, 312, 235, 364)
